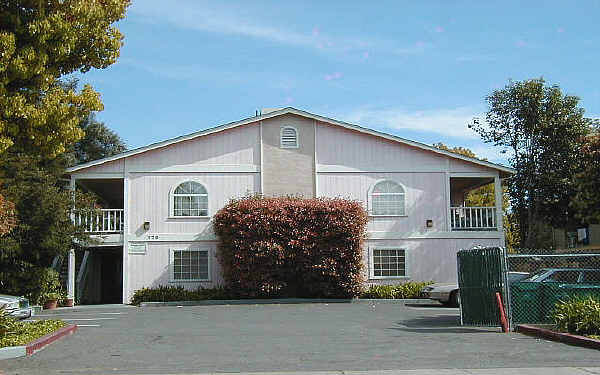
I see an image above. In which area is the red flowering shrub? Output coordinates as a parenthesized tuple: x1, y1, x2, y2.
(213, 196, 368, 298)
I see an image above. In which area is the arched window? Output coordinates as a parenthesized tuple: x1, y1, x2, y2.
(280, 126, 298, 148)
(172, 181, 208, 217)
(370, 180, 405, 216)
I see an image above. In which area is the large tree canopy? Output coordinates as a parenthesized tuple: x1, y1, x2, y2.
(470, 78, 591, 248)
(0, 0, 130, 157)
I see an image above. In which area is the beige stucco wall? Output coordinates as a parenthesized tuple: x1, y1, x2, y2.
(261, 114, 315, 197)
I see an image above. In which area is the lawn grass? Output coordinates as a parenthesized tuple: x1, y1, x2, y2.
(0, 319, 66, 348)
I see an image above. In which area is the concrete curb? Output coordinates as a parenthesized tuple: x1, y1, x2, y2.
(0, 324, 78, 360)
(139, 298, 434, 307)
(517, 324, 600, 350)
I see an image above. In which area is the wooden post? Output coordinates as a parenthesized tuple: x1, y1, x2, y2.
(67, 249, 75, 303)
(494, 175, 505, 247)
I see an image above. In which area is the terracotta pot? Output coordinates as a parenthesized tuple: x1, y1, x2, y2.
(44, 299, 58, 310)
(64, 298, 74, 307)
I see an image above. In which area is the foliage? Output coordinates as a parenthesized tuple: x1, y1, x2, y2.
(0, 0, 130, 157)
(0, 193, 17, 236)
(360, 282, 433, 299)
(0, 153, 96, 300)
(470, 78, 591, 248)
(0, 266, 65, 305)
(69, 113, 127, 165)
(570, 134, 600, 225)
(552, 296, 600, 337)
(130, 285, 233, 305)
(213, 196, 368, 299)
(0, 154, 96, 266)
(0, 308, 66, 348)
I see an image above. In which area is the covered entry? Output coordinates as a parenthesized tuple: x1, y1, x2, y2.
(76, 246, 123, 304)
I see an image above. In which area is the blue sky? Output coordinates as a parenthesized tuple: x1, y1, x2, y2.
(77, 1, 600, 164)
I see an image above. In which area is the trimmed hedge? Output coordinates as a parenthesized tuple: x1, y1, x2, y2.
(0, 308, 66, 348)
(213, 196, 368, 298)
(552, 295, 600, 338)
(130, 286, 231, 306)
(360, 282, 433, 299)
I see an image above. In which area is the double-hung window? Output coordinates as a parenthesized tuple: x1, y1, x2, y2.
(171, 248, 210, 281)
(371, 248, 406, 278)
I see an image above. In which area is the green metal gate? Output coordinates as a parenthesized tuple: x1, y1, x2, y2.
(457, 247, 509, 326)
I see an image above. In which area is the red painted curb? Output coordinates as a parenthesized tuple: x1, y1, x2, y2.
(517, 324, 600, 350)
(25, 324, 78, 356)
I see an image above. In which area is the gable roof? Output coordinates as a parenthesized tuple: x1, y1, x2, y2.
(66, 107, 515, 176)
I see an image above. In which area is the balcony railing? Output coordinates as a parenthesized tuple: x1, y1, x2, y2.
(73, 209, 124, 233)
(450, 207, 497, 231)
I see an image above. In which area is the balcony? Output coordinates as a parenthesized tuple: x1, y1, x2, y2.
(450, 206, 497, 231)
(73, 209, 124, 233)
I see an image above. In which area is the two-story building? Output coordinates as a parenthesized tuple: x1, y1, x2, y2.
(64, 107, 513, 304)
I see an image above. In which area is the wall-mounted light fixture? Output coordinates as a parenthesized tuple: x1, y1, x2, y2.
(143, 221, 151, 231)
(426, 219, 433, 228)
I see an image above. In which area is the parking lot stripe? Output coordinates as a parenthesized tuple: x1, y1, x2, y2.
(35, 312, 125, 317)
(61, 318, 116, 321)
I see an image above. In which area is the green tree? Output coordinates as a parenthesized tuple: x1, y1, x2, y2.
(70, 113, 126, 166)
(470, 78, 591, 248)
(0, 153, 95, 267)
(570, 132, 600, 225)
(0, 0, 130, 157)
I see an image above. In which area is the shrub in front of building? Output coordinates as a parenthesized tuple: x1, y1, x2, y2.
(213, 196, 368, 299)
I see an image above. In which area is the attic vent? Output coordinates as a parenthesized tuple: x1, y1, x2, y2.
(280, 126, 298, 148)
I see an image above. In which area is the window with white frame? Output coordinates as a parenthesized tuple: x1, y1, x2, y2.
(370, 180, 405, 216)
(171, 248, 209, 281)
(280, 126, 298, 148)
(172, 181, 208, 217)
(371, 248, 406, 278)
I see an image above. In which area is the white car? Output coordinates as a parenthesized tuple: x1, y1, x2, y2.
(421, 272, 530, 307)
(0, 294, 33, 319)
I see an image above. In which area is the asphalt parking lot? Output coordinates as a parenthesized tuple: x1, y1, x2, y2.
(2, 302, 600, 375)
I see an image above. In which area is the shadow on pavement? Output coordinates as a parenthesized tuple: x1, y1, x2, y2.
(392, 314, 500, 334)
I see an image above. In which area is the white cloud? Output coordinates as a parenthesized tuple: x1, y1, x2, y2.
(130, 1, 424, 56)
(342, 107, 482, 139)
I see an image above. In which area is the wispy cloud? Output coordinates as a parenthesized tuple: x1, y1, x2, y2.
(324, 72, 343, 81)
(130, 1, 425, 56)
(342, 107, 481, 139)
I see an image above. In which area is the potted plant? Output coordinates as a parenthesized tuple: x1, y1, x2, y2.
(42, 292, 62, 310)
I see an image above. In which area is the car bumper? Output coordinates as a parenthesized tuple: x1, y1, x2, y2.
(7, 307, 33, 320)
(422, 291, 451, 302)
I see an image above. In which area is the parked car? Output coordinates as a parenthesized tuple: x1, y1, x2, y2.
(511, 268, 600, 324)
(0, 294, 33, 319)
(517, 268, 600, 285)
(421, 271, 530, 307)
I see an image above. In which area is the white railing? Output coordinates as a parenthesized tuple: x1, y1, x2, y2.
(450, 207, 497, 231)
(73, 209, 124, 233)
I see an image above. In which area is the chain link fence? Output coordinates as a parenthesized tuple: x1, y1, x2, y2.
(507, 251, 600, 326)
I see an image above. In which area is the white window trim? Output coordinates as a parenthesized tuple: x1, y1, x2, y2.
(368, 246, 409, 280)
(367, 179, 407, 217)
(169, 180, 210, 219)
(280, 126, 299, 149)
(169, 247, 211, 282)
